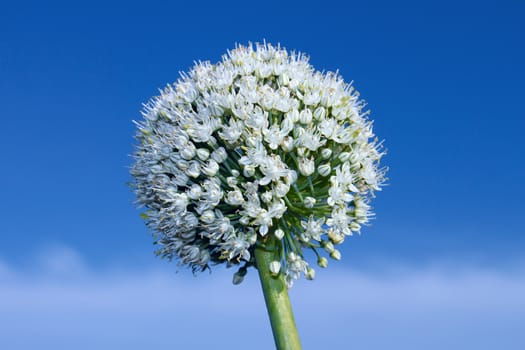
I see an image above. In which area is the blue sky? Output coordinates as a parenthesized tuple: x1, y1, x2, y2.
(1, 0, 524, 348)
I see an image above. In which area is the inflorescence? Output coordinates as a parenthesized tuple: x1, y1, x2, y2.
(131, 42, 386, 288)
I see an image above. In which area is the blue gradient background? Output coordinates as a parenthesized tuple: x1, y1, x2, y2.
(1, 0, 524, 349)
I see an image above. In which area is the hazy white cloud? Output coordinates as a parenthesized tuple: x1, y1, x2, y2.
(0, 260, 12, 279)
(31, 244, 90, 279)
(1, 247, 524, 350)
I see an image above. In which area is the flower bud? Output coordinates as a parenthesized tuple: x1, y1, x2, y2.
(286, 109, 299, 122)
(200, 210, 215, 223)
(350, 222, 361, 232)
(274, 228, 285, 240)
(211, 147, 228, 163)
(305, 266, 316, 280)
(323, 241, 335, 253)
(321, 148, 332, 159)
(269, 261, 281, 276)
(172, 193, 188, 209)
(330, 249, 341, 260)
(181, 144, 196, 160)
(278, 72, 290, 86)
(202, 159, 219, 176)
(299, 109, 313, 124)
(317, 257, 328, 268)
(338, 152, 351, 162)
(328, 230, 345, 244)
(247, 230, 257, 245)
(226, 176, 238, 187)
(286, 170, 298, 184)
(176, 160, 189, 170)
(261, 191, 273, 203)
(173, 133, 189, 149)
(186, 161, 200, 178)
(232, 273, 244, 285)
(225, 190, 244, 205)
(299, 157, 315, 176)
(313, 106, 326, 120)
(243, 164, 256, 177)
(303, 196, 316, 208)
(187, 184, 202, 200)
(233, 267, 247, 285)
(318, 163, 331, 177)
(281, 136, 294, 152)
(196, 148, 210, 161)
(281, 116, 294, 135)
(274, 182, 290, 197)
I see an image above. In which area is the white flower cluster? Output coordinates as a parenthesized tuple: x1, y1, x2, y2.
(131, 43, 385, 288)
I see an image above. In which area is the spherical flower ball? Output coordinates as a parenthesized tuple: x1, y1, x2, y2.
(131, 42, 386, 288)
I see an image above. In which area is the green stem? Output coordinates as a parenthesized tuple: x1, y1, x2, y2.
(254, 237, 302, 350)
